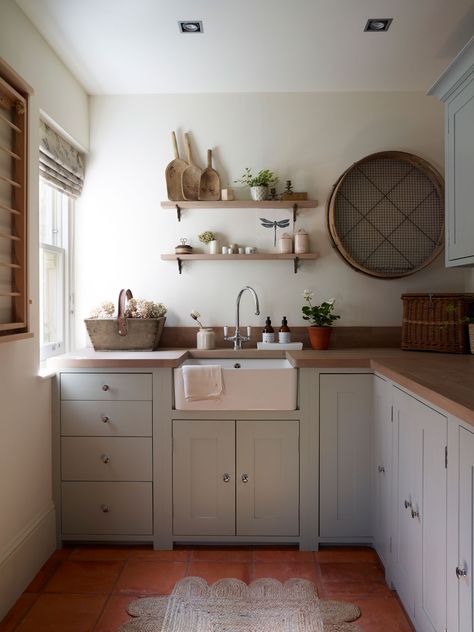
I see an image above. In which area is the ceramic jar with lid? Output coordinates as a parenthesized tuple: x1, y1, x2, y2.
(279, 232, 293, 254)
(294, 229, 309, 254)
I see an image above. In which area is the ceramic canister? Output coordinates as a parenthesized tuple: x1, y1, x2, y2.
(197, 328, 215, 350)
(294, 229, 309, 254)
(279, 232, 293, 254)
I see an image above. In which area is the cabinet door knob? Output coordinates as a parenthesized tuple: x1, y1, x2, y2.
(456, 566, 467, 579)
(223, 473, 231, 483)
(101, 504, 110, 513)
(378, 465, 385, 473)
(404, 499, 412, 509)
(411, 508, 420, 519)
(101, 454, 111, 464)
(102, 384, 110, 392)
(241, 474, 249, 484)
(101, 415, 110, 423)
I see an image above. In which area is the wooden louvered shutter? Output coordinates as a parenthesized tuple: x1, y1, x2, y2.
(0, 58, 32, 339)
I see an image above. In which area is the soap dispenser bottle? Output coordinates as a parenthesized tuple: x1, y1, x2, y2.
(279, 317, 291, 343)
(262, 317, 275, 343)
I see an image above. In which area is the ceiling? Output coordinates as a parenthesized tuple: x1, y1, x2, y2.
(15, 0, 474, 95)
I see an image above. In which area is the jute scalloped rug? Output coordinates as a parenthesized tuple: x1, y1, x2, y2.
(118, 577, 363, 632)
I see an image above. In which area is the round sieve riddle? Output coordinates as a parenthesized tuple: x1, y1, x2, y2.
(326, 151, 444, 278)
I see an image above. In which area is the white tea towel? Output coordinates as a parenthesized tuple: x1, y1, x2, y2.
(182, 365, 223, 401)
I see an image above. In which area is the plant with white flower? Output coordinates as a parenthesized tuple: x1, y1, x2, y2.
(302, 290, 340, 327)
(190, 310, 204, 328)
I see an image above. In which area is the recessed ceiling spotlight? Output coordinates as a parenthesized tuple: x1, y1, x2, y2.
(179, 21, 203, 33)
(364, 18, 392, 32)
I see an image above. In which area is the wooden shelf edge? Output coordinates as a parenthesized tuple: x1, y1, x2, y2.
(160, 200, 318, 209)
(161, 253, 320, 261)
(161, 252, 319, 274)
(0, 331, 33, 344)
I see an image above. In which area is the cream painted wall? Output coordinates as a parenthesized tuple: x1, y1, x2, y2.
(76, 92, 465, 342)
(0, 0, 88, 618)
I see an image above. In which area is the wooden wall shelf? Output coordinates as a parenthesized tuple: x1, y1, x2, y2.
(161, 252, 320, 274)
(160, 199, 318, 222)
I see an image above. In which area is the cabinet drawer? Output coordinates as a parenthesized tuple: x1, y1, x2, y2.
(60, 373, 152, 401)
(61, 482, 152, 535)
(61, 401, 152, 436)
(61, 437, 152, 481)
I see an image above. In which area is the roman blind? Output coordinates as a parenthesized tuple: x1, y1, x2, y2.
(0, 58, 31, 338)
(39, 120, 84, 197)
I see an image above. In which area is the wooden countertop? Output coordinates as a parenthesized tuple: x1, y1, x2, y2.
(47, 349, 189, 368)
(48, 347, 474, 426)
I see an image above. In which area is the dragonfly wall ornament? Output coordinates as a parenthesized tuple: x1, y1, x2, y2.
(259, 217, 291, 246)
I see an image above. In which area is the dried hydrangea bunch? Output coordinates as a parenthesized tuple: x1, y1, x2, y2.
(124, 299, 167, 319)
(89, 301, 115, 319)
(89, 299, 167, 320)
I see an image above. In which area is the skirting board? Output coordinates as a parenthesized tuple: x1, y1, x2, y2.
(0, 504, 56, 620)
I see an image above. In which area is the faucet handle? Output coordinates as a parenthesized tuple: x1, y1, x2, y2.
(246, 326, 251, 338)
(224, 325, 229, 336)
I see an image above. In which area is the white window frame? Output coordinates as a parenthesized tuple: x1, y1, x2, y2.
(39, 180, 75, 360)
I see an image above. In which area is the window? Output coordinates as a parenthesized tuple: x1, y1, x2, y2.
(0, 58, 31, 339)
(39, 180, 74, 359)
(38, 119, 84, 360)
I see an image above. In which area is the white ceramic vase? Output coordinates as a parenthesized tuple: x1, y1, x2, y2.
(250, 186, 268, 201)
(197, 328, 215, 350)
(208, 240, 219, 254)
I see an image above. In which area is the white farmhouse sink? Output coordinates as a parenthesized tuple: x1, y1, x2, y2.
(174, 358, 297, 410)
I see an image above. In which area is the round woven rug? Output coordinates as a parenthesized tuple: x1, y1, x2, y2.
(118, 577, 363, 632)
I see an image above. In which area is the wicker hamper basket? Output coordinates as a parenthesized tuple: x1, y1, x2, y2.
(401, 293, 474, 353)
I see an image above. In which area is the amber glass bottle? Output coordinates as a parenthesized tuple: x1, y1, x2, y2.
(262, 317, 275, 343)
(278, 317, 291, 343)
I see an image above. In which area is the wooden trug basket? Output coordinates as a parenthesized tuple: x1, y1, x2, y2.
(85, 317, 166, 351)
(401, 293, 474, 353)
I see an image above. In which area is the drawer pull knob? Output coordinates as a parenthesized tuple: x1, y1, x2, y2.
(404, 499, 412, 509)
(101, 454, 111, 464)
(101, 415, 110, 423)
(456, 566, 467, 579)
(411, 507, 420, 519)
(223, 473, 230, 483)
(102, 384, 110, 392)
(101, 504, 110, 513)
(378, 465, 385, 473)
(241, 474, 249, 484)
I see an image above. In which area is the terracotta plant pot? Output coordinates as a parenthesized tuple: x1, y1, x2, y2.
(307, 326, 332, 350)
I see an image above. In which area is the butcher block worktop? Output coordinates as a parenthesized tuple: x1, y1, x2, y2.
(49, 347, 474, 425)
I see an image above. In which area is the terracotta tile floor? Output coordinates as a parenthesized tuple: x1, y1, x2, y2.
(0, 545, 414, 631)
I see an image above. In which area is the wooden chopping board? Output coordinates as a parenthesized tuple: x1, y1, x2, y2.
(199, 149, 221, 201)
(181, 133, 202, 201)
(165, 131, 187, 201)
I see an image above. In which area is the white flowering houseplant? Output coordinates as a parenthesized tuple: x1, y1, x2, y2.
(85, 289, 167, 350)
(302, 290, 340, 350)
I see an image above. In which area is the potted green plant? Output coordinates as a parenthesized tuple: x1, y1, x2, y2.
(198, 230, 217, 253)
(301, 290, 340, 350)
(236, 168, 278, 201)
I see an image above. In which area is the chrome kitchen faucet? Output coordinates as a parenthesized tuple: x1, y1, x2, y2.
(224, 286, 260, 350)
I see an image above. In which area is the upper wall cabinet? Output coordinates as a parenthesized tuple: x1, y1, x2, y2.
(429, 37, 474, 267)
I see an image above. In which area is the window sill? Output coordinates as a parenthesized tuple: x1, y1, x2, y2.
(0, 332, 33, 344)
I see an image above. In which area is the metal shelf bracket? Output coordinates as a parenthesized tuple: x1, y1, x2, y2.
(293, 203, 298, 223)
(175, 204, 181, 222)
(177, 257, 183, 274)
